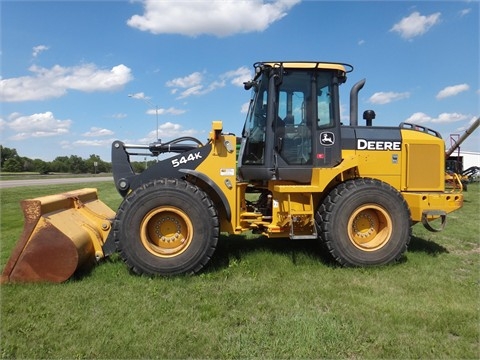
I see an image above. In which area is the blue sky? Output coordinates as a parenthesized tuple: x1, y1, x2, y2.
(1, 0, 479, 162)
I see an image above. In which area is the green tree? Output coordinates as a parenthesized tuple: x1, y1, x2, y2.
(21, 157, 34, 172)
(32, 159, 50, 174)
(50, 156, 70, 173)
(131, 161, 145, 173)
(0, 145, 19, 168)
(130, 159, 157, 173)
(68, 155, 87, 174)
(3, 157, 23, 172)
(85, 154, 110, 173)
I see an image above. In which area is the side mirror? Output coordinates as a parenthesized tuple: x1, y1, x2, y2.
(244, 81, 258, 91)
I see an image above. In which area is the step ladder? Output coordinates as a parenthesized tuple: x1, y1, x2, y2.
(286, 193, 318, 240)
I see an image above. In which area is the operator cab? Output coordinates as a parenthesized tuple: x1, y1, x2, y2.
(238, 61, 350, 183)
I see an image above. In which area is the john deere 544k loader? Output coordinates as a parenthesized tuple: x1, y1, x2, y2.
(2, 61, 469, 283)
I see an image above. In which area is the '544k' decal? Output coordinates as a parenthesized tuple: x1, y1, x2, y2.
(171, 152, 202, 168)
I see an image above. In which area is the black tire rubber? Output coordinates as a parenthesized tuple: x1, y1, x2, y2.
(113, 178, 219, 276)
(315, 178, 411, 266)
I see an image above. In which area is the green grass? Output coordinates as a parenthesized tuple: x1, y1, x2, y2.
(1, 182, 479, 359)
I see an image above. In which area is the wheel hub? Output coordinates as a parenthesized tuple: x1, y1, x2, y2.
(155, 216, 183, 243)
(352, 212, 376, 238)
(140, 207, 193, 258)
(348, 205, 392, 251)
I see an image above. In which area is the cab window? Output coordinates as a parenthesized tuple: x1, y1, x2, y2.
(317, 83, 333, 128)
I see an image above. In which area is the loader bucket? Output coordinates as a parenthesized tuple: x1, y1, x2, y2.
(1, 188, 116, 283)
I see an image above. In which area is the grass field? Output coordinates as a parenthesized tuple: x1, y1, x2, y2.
(1, 182, 479, 359)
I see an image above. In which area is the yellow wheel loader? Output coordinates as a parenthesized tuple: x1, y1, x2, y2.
(2, 61, 468, 283)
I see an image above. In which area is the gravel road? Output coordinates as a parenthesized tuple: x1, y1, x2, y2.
(0, 176, 113, 189)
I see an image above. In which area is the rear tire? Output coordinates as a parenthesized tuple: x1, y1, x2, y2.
(114, 179, 219, 276)
(315, 178, 411, 266)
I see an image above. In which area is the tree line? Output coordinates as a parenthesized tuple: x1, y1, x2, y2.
(0, 145, 152, 174)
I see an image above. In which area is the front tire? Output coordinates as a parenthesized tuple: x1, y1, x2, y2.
(315, 178, 411, 266)
(114, 179, 219, 276)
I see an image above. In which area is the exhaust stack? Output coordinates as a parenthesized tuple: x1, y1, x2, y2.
(349, 78, 366, 126)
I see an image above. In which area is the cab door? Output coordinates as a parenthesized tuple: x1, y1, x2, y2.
(275, 70, 342, 182)
(312, 77, 342, 169)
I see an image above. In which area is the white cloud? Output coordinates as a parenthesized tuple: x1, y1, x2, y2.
(82, 127, 114, 137)
(147, 107, 186, 116)
(433, 113, 470, 124)
(221, 66, 252, 87)
(166, 72, 203, 88)
(179, 82, 226, 99)
(204, 80, 226, 93)
(405, 112, 469, 124)
(166, 72, 206, 98)
(405, 112, 432, 124)
(166, 67, 251, 100)
(110, 113, 128, 119)
(368, 91, 410, 105)
(60, 140, 72, 149)
(129, 92, 187, 114)
(0, 118, 6, 132)
(32, 45, 49, 57)
(241, 101, 251, 114)
(73, 139, 115, 147)
(139, 121, 201, 142)
(167, 72, 224, 99)
(1, 64, 133, 102)
(159, 122, 197, 136)
(459, 8, 471, 17)
(340, 103, 349, 123)
(6, 111, 72, 140)
(177, 84, 206, 99)
(436, 84, 469, 99)
(455, 116, 480, 132)
(390, 11, 441, 39)
(127, 0, 301, 37)
(128, 92, 150, 100)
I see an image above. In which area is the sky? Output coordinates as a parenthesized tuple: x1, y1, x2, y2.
(1, 0, 479, 162)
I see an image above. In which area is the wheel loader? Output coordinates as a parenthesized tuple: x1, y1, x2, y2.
(2, 61, 469, 283)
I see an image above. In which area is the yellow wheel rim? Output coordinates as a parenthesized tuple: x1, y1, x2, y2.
(348, 204, 392, 251)
(140, 207, 193, 258)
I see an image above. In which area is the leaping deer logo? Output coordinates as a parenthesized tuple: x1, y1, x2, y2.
(320, 132, 335, 146)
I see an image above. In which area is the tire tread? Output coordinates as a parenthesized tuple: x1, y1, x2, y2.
(315, 178, 411, 266)
(113, 178, 219, 276)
